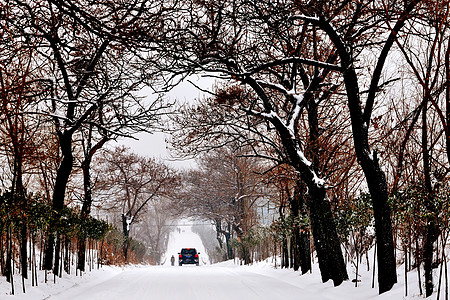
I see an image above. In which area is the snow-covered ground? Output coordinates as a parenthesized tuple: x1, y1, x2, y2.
(1, 224, 448, 299)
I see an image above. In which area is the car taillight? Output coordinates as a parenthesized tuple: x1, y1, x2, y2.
(179, 255, 182, 258)
(195, 254, 198, 258)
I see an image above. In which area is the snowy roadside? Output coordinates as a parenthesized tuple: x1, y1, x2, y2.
(0, 265, 122, 300)
(212, 257, 444, 300)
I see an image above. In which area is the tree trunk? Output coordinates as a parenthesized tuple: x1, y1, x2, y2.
(53, 235, 61, 276)
(291, 231, 299, 271)
(332, 36, 397, 293)
(290, 190, 300, 271)
(247, 74, 348, 285)
(422, 98, 440, 297)
(77, 238, 86, 272)
(122, 214, 130, 262)
(308, 184, 348, 285)
(44, 235, 54, 271)
(78, 132, 108, 271)
(424, 223, 439, 297)
(20, 224, 27, 279)
(64, 238, 70, 274)
(15, 158, 28, 281)
(299, 229, 311, 274)
(45, 132, 74, 271)
(0, 232, 4, 275)
(5, 226, 12, 282)
(214, 220, 224, 250)
(363, 157, 397, 293)
(53, 133, 74, 212)
(78, 153, 92, 272)
(271, 99, 347, 284)
(281, 235, 289, 268)
(290, 183, 311, 273)
(224, 226, 233, 260)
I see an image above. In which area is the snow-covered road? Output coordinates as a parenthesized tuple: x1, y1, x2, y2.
(46, 264, 318, 300)
(5, 222, 425, 300)
(46, 224, 319, 300)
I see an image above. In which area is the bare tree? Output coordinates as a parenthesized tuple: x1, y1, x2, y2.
(380, 1, 450, 296)
(178, 145, 267, 263)
(133, 199, 176, 264)
(94, 146, 179, 262)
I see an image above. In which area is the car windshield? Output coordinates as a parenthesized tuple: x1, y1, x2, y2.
(181, 249, 196, 255)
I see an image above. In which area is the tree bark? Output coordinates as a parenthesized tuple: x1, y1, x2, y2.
(15, 155, 28, 281)
(361, 154, 397, 294)
(299, 228, 311, 274)
(53, 235, 61, 276)
(422, 96, 440, 297)
(282, 236, 289, 268)
(64, 238, 70, 274)
(290, 183, 311, 273)
(424, 222, 439, 297)
(78, 129, 108, 271)
(225, 223, 233, 259)
(5, 227, 12, 283)
(311, 1, 421, 291)
(78, 151, 92, 272)
(290, 214, 301, 271)
(77, 239, 87, 272)
(20, 225, 27, 279)
(122, 214, 130, 262)
(308, 184, 348, 285)
(45, 132, 74, 271)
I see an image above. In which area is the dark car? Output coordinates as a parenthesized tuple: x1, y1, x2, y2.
(178, 248, 200, 266)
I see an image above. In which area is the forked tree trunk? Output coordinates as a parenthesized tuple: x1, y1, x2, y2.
(314, 24, 397, 292)
(313, 2, 420, 291)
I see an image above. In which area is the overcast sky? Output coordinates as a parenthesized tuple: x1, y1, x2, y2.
(113, 75, 216, 170)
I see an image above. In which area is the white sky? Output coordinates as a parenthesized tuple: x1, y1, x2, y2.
(114, 75, 217, 170)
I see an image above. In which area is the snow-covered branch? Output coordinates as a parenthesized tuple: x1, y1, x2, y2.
(247, 57, 343, 74)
